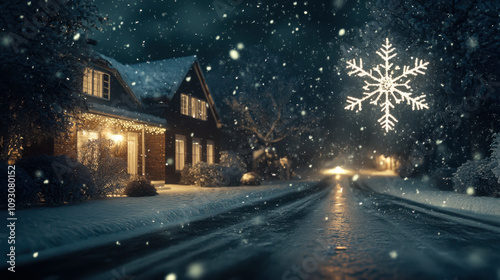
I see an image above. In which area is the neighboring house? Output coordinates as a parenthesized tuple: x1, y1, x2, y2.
(26, 54, 222, 184)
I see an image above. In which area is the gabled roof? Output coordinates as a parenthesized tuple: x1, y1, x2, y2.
(99, 53, 197, 100)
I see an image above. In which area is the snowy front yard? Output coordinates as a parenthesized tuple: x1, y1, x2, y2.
(358, 175, 500, 218)
(14, 181, 318, 264)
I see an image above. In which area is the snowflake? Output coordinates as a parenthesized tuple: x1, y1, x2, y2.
(345, 38, 429, 132)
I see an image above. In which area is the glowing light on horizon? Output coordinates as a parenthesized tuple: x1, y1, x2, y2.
(323, 166, 351, 176)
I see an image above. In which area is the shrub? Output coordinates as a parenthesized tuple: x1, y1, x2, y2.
(241, 172, 261, 186)
(0, 162, 40, 208)
(180, 151, 247, 187)
(18, 155, 95, 205)
(79, 139, 129, 196)
(220, 151, 246, 170)
(181, 162, 227, 187)
(219, 151, 247, 185)
(491, 133, 500, 183)
(452, 159, 499, 196)
(254, 149, 281, 179)
(123, 177, 158, 197)
(179, 163, 195, 185)
(430, 167, 456, 191)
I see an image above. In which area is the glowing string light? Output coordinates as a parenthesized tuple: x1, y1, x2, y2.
(80, 113, 166, 135)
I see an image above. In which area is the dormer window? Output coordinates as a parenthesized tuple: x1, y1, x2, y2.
(181, 94, 207, 120)
(83, 68, 110, 99)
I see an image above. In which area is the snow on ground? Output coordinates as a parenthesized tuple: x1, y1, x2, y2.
(14, 181, 318, 263)
(358, 174, 500, 218)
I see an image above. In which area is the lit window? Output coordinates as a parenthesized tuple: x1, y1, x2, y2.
(207, 140, 215, 164)
(181, 94, 189, 115)
(190, 97, 198, 118)
(199, 100, 208, 120)
(83, 68, 110, 99)
(180, 94, 208, 121)
(192, 138, 202, 165)
(77, 130, 99, 162)
(175, 135, 186, 171)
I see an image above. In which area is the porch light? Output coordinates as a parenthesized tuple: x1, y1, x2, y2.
(109, 134, 123, 142)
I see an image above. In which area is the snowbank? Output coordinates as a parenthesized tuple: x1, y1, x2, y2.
(358, 176, 500, 217)
(13, 181, 318, 262)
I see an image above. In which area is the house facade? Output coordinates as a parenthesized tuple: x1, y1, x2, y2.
(29, 54, 222, 184)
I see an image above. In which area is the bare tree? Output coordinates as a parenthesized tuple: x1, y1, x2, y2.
(220, 46, 322, 149)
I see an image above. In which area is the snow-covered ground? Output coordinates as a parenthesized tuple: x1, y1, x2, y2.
(13, 181, 318, 264)
(358, 174, 500, 219)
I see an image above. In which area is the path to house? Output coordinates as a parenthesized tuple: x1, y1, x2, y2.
(7, 179, 323, 266)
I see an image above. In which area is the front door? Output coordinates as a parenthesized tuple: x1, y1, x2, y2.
(127, 132, 138, 175)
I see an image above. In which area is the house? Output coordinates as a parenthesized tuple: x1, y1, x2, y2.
(28, 54, 222, 184)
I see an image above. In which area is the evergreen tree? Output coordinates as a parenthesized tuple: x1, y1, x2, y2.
(0, 0, 103, 162)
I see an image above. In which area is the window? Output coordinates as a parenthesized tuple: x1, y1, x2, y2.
(192, 138, 202, 165)
(180, 94, 207, 120)
(181, 94, 189, 115)
(198, 100, 207, 120)
(77, 130, 99, 162)
(201, 101, 207, 120)
(189, 97, 195, 118)
(83, 68, 110, 99)
(207, 140, 215, 164)
(175, 135, 186, 171)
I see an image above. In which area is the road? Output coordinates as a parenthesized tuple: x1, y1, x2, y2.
(7, 176, 500, 280)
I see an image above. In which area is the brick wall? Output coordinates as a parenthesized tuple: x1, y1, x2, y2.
(52, 117, 167, 182)
(145, 132, 165, 181)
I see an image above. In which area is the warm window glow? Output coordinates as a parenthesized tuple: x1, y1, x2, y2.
(192, 138, 202, 165)
(109, 134, 123, 142)
(181, 94, 189, 115)
(77, 130, 99, 161)
(175, 135, 186, 171)
(207, 141, 214, 164)
(180, 94, 207, 120)
(191, 97, 198, 118)
(83, 68, 110, 99)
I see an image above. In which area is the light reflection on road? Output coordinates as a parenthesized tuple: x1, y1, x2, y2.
(276, 175, 500, 280)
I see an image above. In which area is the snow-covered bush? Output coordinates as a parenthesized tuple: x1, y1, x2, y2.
(184, 162, 224, 187)
(123, 177, 157, 197)
(452, 159, 498, 196)
(490, 133, 500, 183)
(79, 139, 129, 196)
(219, 151, 247, 185)
(241, 172, 261, 186)
(220, 151, 246, 170)
(0, 162, 40, 208)
(18, 155, 95, 205)
(254, 149, 281, 179)
(430, 167, 456, 190)
(180, 151, 246, 187)
(179, 164, 195, 185)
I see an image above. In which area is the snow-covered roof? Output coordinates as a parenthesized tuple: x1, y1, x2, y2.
(88, 103, 166, 127)
(99, 53, 197, 100)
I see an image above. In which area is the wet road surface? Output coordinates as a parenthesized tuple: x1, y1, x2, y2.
(6, 176, 500, 280)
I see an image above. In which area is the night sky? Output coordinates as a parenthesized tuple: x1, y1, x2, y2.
(90, 0, 372, 162)
(91, 0, 369, 71)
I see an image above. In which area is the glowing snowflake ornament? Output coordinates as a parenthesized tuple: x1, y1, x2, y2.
(345, 38, 429, 132)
